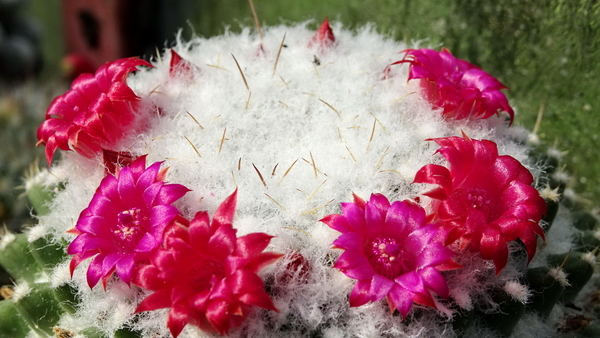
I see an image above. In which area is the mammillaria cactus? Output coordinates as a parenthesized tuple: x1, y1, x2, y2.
(1, 19, 599, 338)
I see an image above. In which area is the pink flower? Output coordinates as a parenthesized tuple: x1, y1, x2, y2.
(394, 48, 514, 123)
(134, 190, 282, 337)
(321, 194, 459, 318)
(309, 17, 335, 49)
(67, 155, 189, 288)
(413, 134, 546, 273)
(37, 58, 151, 165)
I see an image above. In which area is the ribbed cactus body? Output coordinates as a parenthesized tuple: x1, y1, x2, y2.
(525, 266, 566, 318)
(0, 23, 598, 338)
(0, 233, 41, 284)
(0, 298, 29, 338)
(479, 289, 526, 336)
(29, 234, 68, 273)
(12, 282, 65, 336)
(547, 252, 595, 303)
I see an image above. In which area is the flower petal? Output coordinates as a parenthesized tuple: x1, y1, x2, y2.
(206, 299, 235, 335)
(135, 289, 172, 313)
(208, 223, 237, 259)
(115, 255, 135, 284)
(133, 264, 166, 289)
(334, 249, 375, 280)
(332, 232, 364, 251)
(236, 233, 274, 257)
(387, 285, 414, 318)
(86, 254, 107, 288)
(238, 289, 277, 311)
(228, 270, 263, 294)
(349, 279, 372, 307)
(168, 302, 192, 337)
(213, 189, 237, 228)
(419, 266, 449, 298)
(479, 226, 508, 274)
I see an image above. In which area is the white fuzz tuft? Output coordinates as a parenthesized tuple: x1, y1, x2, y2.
(26, 224, 48, 242)
(504, 281, 531, 304)
(548, 267, 570, 287)
(552, 170, 571, 184)
(546, 147, 566, 160)
(581, 252, 597, 265)
(0, 231, 15, 251)
(539, 186, 561, 202)
(50, 262, 72, 288)
(11, 282, 31, 302)
(527, 133, 540, 146)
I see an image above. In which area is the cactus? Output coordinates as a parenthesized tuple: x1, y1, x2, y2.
(0, 288, 30, 338)
(1, 23, 599, 338)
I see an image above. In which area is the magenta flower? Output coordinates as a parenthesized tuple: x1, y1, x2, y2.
(67, 155, 189, 288)
(321, 194, 459, 318)
(134, 190, 282, 337)
(394, 48, 514, 123)
(414, 134, 546, 273)
(37, 58, 151, 165)
(309, 17, 335, 49)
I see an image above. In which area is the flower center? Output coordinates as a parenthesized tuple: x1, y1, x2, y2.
(465, 187, 491, 216)
(366, 237, 405, 279)
(113, 207, 149, 250)
(188, 259, 226, 292)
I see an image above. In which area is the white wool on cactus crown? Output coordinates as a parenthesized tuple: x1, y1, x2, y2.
(38, 22, 561, 338)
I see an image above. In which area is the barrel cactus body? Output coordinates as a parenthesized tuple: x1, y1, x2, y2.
(1, 21, 598, 338)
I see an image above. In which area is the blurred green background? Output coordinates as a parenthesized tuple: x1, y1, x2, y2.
(1, 0, 598, 230)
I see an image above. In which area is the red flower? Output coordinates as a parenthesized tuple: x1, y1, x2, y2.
(134, 190, 281, 337)
(61, 53, 96, 80)
(414, 134, 546, 273)
(309, 17, 335, 49)
(169, 49, 195, 79)
(321, 194, 459, 318)
(394, 48, 514, 123)
(37, 58, 151, 165)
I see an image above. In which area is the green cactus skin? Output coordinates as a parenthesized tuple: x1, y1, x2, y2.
(13, 282, 64, 336)
(547, 252, 595, 303)
(79, 327, 109, 338)
(525, 266, 566, 318)
(549, 177, 567, 196)
(26, 182, 56, 216)
(53, 282, 80, 314)
(572, 231, 600, 253)
(578, 323, 600, 337)
(29, 234, 68, 273)
(451, 308, 475, 336)
(114, 327, 143, 338)
(0, 299, 30, 338)
(479, 289, 526, 337)
(535, 153, 559, 176)
(534, 152, 566, 195)
(571, 211, 599, 231)
(541, 197, 560, 232)
(545, 156, 559, 175)
(0, 232, 42, 284)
